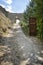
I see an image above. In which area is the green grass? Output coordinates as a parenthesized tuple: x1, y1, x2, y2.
(20, 21, 29, 36)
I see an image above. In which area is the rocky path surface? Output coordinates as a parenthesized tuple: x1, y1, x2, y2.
(13, 23, 43, 65)
(0, 23, 43, 65)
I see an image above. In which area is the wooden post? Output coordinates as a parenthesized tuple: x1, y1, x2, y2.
(29, 17, 36, 36)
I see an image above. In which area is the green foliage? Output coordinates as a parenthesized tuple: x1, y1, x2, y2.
(20, 21, 29, 36)
(23, 0, 43, 40)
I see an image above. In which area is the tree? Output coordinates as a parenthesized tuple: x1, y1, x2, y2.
(23, 0, 43, 40)
(23, 0, 36, 22)
(33, 0, 43, 40)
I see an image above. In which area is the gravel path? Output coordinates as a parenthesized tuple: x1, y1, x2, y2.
(13, 23, 43, 65)
(0, 23, 43, 65)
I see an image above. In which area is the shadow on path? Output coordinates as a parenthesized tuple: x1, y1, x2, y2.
(0, 23, 43, 65)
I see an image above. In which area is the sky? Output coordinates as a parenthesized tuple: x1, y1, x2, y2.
(0, 0, 31, 13)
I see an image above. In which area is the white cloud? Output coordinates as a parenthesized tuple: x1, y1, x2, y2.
(6, 5, 13, 12)
(0, 3, 13, 13)
(3, 0, 13, 5)
(30, 0, 31, 1)
(2, 0, 13, 13)
(0, 4, 5, 8)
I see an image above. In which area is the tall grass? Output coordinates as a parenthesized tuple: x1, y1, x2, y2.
(20, 21, 29, 36)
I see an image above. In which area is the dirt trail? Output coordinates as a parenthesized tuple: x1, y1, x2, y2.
(0, 23, 43, 65)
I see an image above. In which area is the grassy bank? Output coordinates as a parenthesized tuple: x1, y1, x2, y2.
(20, 21, 29, 36)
